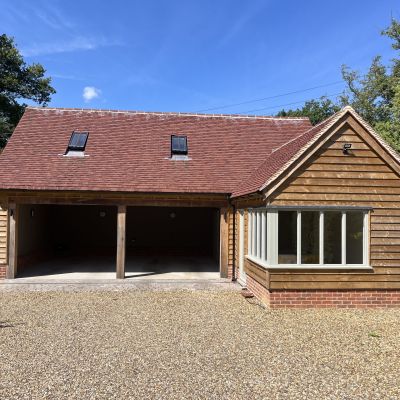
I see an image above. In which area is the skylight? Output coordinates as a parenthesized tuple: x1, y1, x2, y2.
(67, 131, 89, 152)
(171, 135, 188, 156)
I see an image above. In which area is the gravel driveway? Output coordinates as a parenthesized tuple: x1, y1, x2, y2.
(1, 288, 399, 399)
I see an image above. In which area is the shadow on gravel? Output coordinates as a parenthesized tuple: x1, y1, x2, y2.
(0, 321, 25, 329)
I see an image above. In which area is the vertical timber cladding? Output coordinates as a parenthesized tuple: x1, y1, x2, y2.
(0, 203, 8, 265)
(267, 115, 400, 290)
(220, 207, 235, 279)
(227, 208, 234, 279)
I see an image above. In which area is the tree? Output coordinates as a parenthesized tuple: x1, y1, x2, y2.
(0, 34, 55, 148)
(277, 18, 400, 151)
(339, 18, 400, 150)
(276, 97, 340, 125)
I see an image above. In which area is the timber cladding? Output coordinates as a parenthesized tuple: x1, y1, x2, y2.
(0, 192, 234, 280)
(0, 204, 8, 266)
(265, 115, 400, 290)
(3, 191, 229, 208)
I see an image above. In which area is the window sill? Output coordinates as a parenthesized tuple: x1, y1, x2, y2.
(245, 255, 373, 271)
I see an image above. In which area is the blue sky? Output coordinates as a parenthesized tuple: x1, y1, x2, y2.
(1, 0, 399, 115)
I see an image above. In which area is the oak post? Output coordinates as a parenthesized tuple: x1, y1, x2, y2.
(220, 207, 229, 278)
(7, 203, 18, 279)
(116, 205, 127, 279)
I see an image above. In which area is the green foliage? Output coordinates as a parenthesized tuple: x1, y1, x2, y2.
(0, 34, 55, 148)
(278, 18, 400, 152)
(277, 97, 340, 125)
(339, 18, 400, 151)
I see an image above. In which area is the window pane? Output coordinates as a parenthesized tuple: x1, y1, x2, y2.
(247, 211, 253, 255)
(172, 136, 179, 151)
(324, 211, 342, 264)
(262, 212, 267, 261)
(251, 211, 257, 257)
(301, 211, 319, 264)
(179, 137, 186, 151)
(171, 135, 187, 154)
(346, 212, 364, 264)
(69, 132, 88, 150)
(278, 211, 297, 264)
(76, 133, 87, 148)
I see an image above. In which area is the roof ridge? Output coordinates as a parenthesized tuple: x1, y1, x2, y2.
(257, 107, 351, 193)
(26, 106, 311, 121)
(230, 107, 355, 198)
(270, 109, 345, 155)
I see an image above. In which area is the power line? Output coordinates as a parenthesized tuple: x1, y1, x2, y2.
(196, 80, 344, 112)
(237, 91, 344, 115)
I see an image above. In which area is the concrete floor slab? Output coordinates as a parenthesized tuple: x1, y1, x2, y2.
(16, 255, 220, 281)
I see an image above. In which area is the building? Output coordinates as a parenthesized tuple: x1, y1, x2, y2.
(1, 105, 399, 308)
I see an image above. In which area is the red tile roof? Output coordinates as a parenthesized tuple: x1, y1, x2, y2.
(231, 105, 400, 198)
(0, 107, 312, 194)
(231, 113, 338, 198)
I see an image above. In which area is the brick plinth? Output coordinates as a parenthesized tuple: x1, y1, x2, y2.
(245, 274, 400, 308)
(245, 273, 270, 305)
(0, 264, 6, 279)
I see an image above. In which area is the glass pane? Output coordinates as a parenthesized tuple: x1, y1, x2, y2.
(346, 212, 364, 264)
(262, 212, 267, 261)
(69, 132, 87, 149)
(301, 211, 319, 264)
(172, 136, 179, 151)
(324, 211, 342, 264)
(257, 212, 262, 258)
(252, 211, 257, 256)
(172, 136, 187, 153)
(179, 136, 187, 151)
(278, 211, 297, 264)
(76, 133, 87, 148)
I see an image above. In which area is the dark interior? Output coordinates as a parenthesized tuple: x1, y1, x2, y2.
(125, 206, 220, 274)
(17, 204, 117, 276)
(16, 204, 220, 277)
(126, 206, 219, 257)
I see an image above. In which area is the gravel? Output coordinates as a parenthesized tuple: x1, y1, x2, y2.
(0, 288, 399, 399)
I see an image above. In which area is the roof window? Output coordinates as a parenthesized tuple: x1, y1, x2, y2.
(67, 131, 89, 154)
(171, 135, 188, 156)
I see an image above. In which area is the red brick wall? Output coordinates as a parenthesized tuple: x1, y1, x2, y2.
(246, 274, 400, 308)
(246, 273, 270, 305)
(0, 264, 6, 279)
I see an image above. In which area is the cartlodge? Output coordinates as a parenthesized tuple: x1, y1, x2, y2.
(1, 105, 400, 308)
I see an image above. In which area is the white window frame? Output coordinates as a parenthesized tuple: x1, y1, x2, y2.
(238, 210, 246, 286)
(246, 206, 371, 270)
(247, 208, 267, 263)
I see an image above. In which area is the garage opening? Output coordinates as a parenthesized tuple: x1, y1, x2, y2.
(125, 207, 220, 278)
(15, 204, 221, 280)
(17, 204, 117, 278)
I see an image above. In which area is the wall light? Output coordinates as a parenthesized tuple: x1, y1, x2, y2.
(343, 143, 352, 154)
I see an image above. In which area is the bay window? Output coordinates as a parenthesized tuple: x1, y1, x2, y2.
(278, 211, 297, 264)
(247, 207, 369, 268)
(247, 209, 268, 262)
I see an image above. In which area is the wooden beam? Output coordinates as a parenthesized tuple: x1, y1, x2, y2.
(220, 208, 229, 278)
(116, 205, 126, 279)
(7, 203, 18, 279)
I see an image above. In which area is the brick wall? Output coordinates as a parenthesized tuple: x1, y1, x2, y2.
(246, 273, 270, 305)
(246, 274, 400, 308)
